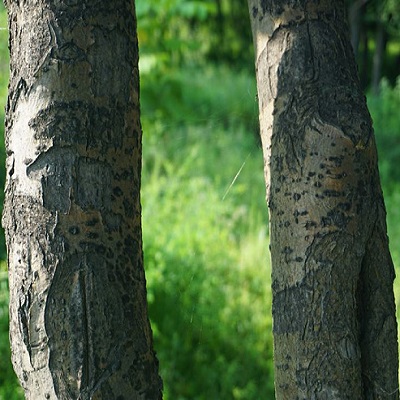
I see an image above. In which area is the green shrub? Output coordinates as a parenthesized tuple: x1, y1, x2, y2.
(140, 65, 259, 133)
(368, 77, 400, 193)
(136, 0, 253, 69)
(367, 77, 400, 269)
(136, 0, 217, 67)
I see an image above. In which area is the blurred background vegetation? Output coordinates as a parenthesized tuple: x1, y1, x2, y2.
(0, 1, 399, 399)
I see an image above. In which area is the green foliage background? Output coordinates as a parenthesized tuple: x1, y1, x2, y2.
(0, 1, 399, 399)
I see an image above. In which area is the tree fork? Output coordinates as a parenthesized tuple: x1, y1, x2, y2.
(2, 0, 162, 398)
(247, 0, 398, 398)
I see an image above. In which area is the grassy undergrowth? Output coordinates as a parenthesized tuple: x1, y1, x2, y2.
(141, 120, 273, 399)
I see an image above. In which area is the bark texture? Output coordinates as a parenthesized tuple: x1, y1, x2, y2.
(2, 1, 162, 399)
(247, 0, 398, 398)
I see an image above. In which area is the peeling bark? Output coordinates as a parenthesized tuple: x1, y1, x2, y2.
(2, 1, 162, 399)
(247, 0, 398, 398)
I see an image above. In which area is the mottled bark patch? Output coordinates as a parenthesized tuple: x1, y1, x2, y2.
(46, 253, 124, 398)
(247, 0, 398, 398)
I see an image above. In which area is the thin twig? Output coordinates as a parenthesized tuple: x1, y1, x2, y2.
(222, 152, 251, 201)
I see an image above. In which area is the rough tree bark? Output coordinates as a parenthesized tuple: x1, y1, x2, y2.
(2, 0, 162, 399)
(247, 0, 398, 398)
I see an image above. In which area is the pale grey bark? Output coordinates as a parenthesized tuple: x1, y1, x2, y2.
(247, 0, 398, 398)
(2, 1, 162, 398)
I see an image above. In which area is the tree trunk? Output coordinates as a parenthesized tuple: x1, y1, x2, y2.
(215, 0, 225, 45)
(2, 1, 162, 399)
(348, 0, 366, 57)
(360, 26, 369, 90)
(247, 1, 398, 398)
(371, 21, 387, 95)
